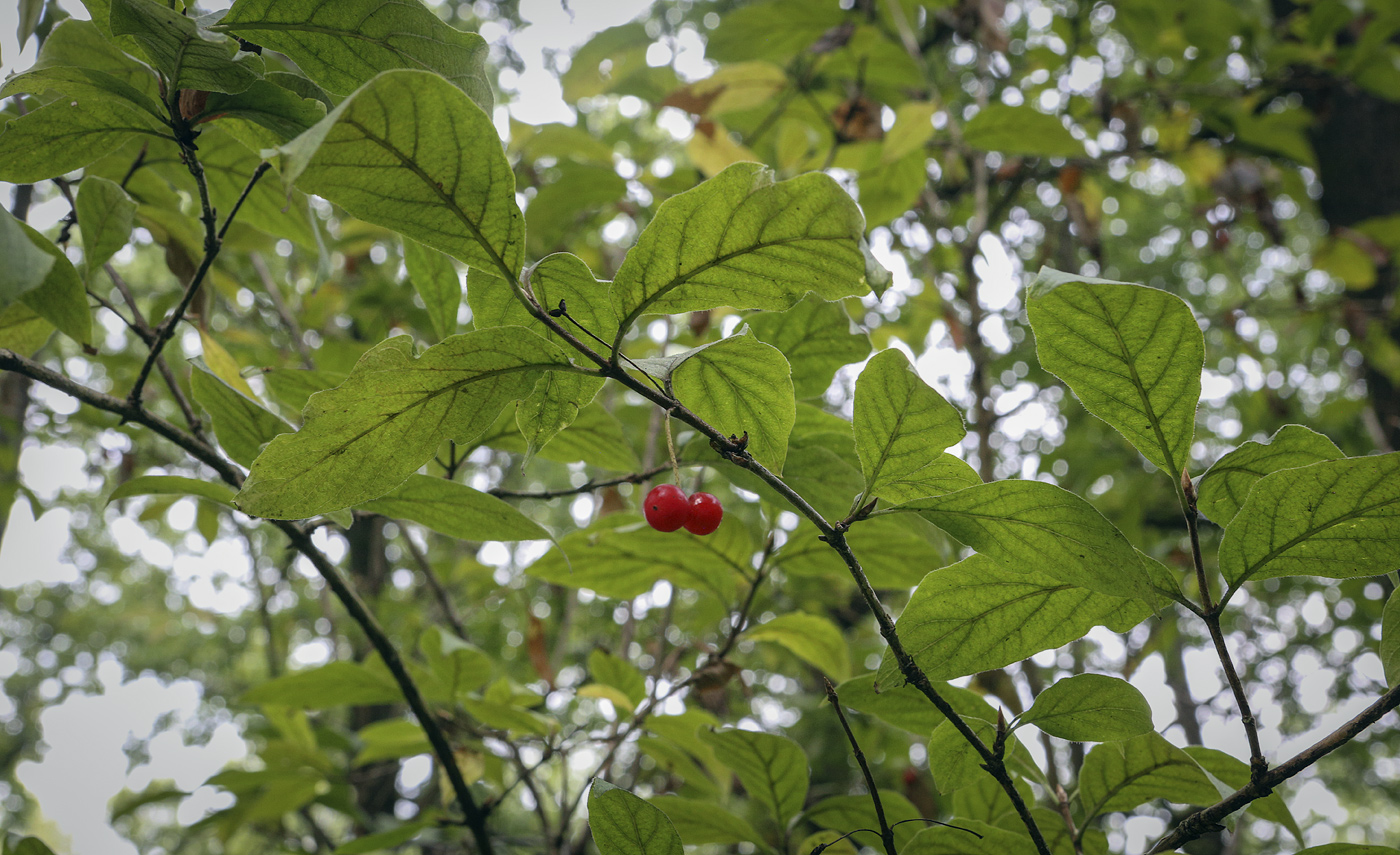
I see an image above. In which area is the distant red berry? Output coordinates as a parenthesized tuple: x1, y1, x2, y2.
(683, 492, 723, 535)
(643, 484, 689, 532)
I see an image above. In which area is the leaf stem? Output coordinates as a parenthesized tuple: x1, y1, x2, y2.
(824, 679, 897, 855)
(1182, 471, 1266, 781)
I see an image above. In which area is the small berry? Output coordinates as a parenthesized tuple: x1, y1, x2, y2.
(683, 492, 723, 535)
(643, 484, 689, 532)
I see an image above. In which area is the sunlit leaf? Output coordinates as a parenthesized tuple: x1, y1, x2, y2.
(0, 98, 169, 183)
(359, 474, 548, 542)
(588, 780, 683, 855)
(1020, 673, 1154, 742)
(402, 238, 461, 341)
(671, 330, 795, 472)
(1182, 746, 1303, 845)
(112, 0, 263, 94)
(746, 611, 851, 681)
(1028, 268, 1202, 478)
(747, 293, 870, 399)
(190, 358, 291, 468)
(1079, 732, 1219, 822)
(700, 728, 808, 825)
(855, 348, 969, 504)
(1198, 424, 1343, 526)
(75, 176, 137, 279)
(107, 475, 237, 507)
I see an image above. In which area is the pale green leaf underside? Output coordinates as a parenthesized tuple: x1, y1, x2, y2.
(402, 238, 461, 341)
(836, 675, 993, 735)
(190, 358, 290, 468)
(1197, 424, 1342, 526)
(359, 473, 547, 542)
(1020, 673, 1154, 742)
(895, 480, 1154, 603)
(216, 0, 493, 109)
(235, 329, 570, 519)
(107, 475, 237, 507)
(1028, 268, 1202, 477)
(1079, 732, 1219, 822)
(277, 69, 523, 279)
(525, 517, 742, 603)
(876, 554, 1149, 686)
(778, 514, 950, 589)
(0, 98, 169, 183)
(588, 781, 684, 855)
(671, 330, 795, 472)
(112, 0, 262, 94)
(1220, 453, 1400, 589)
(1182, 746, 1304, 844)
(855, 348, 968, 504)
(700, 728, 809, 825)
(611, 162, 882, 345)
(16, 220, 92, 345)
(75, 176, 138, 278)
(651, 796, 763, 847)
(746, 611, 852, 681)
(243, 661, 401, 707)
(0, 209, 56, 309)
(746, 292, 870, 398)
(1383, 590, 1400, 687)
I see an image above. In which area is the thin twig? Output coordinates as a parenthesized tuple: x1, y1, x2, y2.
(489, 463, 672, 500)
(1183, 471, 1266, 780)
(102, 265, 203, 433)
(825, 679, 897, 855)
(0, 347, 497, 855)
(400, 528, 467, 638)
(250, 251, 314, 368)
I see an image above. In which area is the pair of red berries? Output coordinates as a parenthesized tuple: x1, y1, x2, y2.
(643, 484, 723, 535)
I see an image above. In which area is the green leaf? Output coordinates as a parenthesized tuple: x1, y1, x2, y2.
(895, 480, 1154, 603)
(216, 0, 493, 109)
(855, 348, 969, 504)
(75, 176, 138, 279)
(926, 717, 1022, 793)
(952, 774, 1036, 827)
(334, 819, 434, 854)
(963, 103, 1084, 158)
(1384, 588, 1400, 687)
(0, 210, 56, 309)
(1181, 746, 1303, 845)
(234, 329, 572, 519)
(526, 163, 626, 252)
(525, 516, 742, 603)
(5, 838, 59, 855)
(111, 0, 263, 94)
(403, 238, 461, 341)
(353, 720, 430, 766)
(1079, 732, 1219, 822)
(0, 97, 169, 184)
(837, 674, 999, 735)
(904, 820, 1040, 855)
(260, 367, 348, 416)
(27, 19, 161, 102)
(17, 0, 43, 46)
(1293, 846, 1400, 855)
(588, 649, 647, 710)
(650, 795, 763, 846)
(780, 513, 949, 589)
(1020, 674, 1154, 742)
(1197, 425, 1343, 526)
(359, 474, 548, 542)
(0, 302, 54, 356)
(746, 611, 852, 681)
(420, 625, 493, 698)
(242, 661, 403, 707)
(0, 66, 166, 123)
(1219, 453, 1400, 587)
(747, 293, 870, 399)
(196, 127, 319, 249)
(700, 728, 809, 825)
(276, 69, 522, 279)
(803, 791, 924, 849)
(516, 371, 606, 466)
(588, 780, 684, 855)
(485, 402, 641, 472)
(671, 330, 795, 472)
(198, 79, 328, 143)
(611, 162, 885, 344)
(108, 476, 236, 507)
(1028, 268, 1202, 478)
(190, 358, 291, 468)
(877, 554, 1149, 685)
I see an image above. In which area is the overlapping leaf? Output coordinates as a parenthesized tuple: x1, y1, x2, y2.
(0, 210, 55, 308)
(0, 98, 169, 183)
(588, 780, 683, 855)
(359, 474, 547, 542)
(610, 162, 886, 345)
(1182, 746, 1303, 844)
(276, 69, 523, 279)
(13, 221, 91, 345)
(108, 475, 237, 507)
(1019, 673, 1154, 742)
(778, 514, 949, 589)
(855, 348, 970, 504)
(876, 554, 1149, 685)
(700, 729, 808, 825)
(1079, 732, 1219, 821)
(671, 330, 795, 472)
(75, 176, 137, 279)
(746, 293, 870, 398)
(895, 480, 1155, 603)
(1198, 424, 1342, 525)
(1027, 268, 1202, 478)
(402, 239, 461, 341)
(651, 796, 763, 846)
(112, 0, 262, 94)
(242, 661, 402, 708)
(216, 0, 493, 109)
(190, 359, 290, 468)
(234, 329, 572, 519)
(963, 103, 1084, 158)
(1220, 453, 1400, 588)
(746, 612, 851, 680)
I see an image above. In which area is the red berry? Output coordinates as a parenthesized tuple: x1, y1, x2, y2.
(643, 484, 689, 532)
(683, 492, 723, 535)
